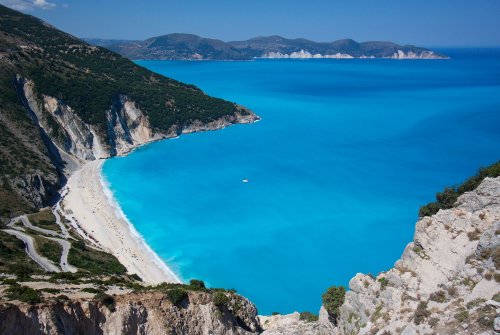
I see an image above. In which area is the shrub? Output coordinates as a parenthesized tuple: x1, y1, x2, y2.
(95, 292, 116, 312)
(5, 285, 41, 304)
(493, 292, 500, 302)
(166, 288, 188, 305)
(189, 279, 205, 290)
(429, 290, 447, 303)
(419, 161, 500, 217)
(378, 277, 389, 290)
(82, 287, 102, 294)
(454, 309, 468, 323)
(413, 301, 430, 325)
(322, 286, 346, 324)
(128, 273, 142, 282)
(213, 292, 229, 308)
(299, 311, 318, 322)
(271, 312, 280, 316)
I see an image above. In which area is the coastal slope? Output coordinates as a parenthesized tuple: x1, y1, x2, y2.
(0, 3, 258, 283)
(86, 34, 447, 60)
(262, 175, 500, 335)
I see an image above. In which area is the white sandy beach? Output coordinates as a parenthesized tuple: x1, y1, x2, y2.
(62, 160, 180, 284)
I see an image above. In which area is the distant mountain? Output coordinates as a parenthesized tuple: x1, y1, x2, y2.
(86, 34, 448, 60)
(86, 33, 248, 60)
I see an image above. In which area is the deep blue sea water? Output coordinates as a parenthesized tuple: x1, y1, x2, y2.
(103, 49, 500, 314)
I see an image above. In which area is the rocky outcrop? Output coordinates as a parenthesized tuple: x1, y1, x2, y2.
(327, 176, 500, 335)
(262, 177, 500, 335)
(0, 291, 261, 335)
(390, 50, 445, 59)
(260, 313, 319, 335)
(106, 95, 158, 156)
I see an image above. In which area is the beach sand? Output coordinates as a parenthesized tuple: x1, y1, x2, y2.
(62, 160, 180, 284)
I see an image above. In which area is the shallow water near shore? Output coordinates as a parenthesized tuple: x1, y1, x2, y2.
(103, 49, 500, 314)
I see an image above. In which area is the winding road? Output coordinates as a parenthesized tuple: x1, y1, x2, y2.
(46, 237, 78, 273)
(2, 229, 60, 272)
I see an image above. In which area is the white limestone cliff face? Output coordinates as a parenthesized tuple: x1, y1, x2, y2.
(330, 177, 500, 335)
(263, 177, 500, 335)
(0, 291, 262, 335)
(261, 49, 447, 60)
(18, 78, 259, 165)
(105, 95, 158, 156)
(261, 50, 354, 59)
(390, 50, 448, 59)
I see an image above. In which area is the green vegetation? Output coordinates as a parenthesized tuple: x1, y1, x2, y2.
(166, 288, 188, 305)
(28, 209, 59, 231)
(213, 292, 229, 309)
(0, 4, 250, 222)
(189, 279, 206, 290)
(429, 290, 447, 303)
(322, 286, 346, 324)
(82, 287, 103, 294)
(94, 292, 116, 312)
(0, 230, 42, 277)
(33, 235, 62, 263)
(378, 277, 389, 290)
(40, 288, 61, 294)
(299, 311, 318, 322)
(419, 161, 500, 217)
(68, 238, 126, 275)
(413, 301, 430, 325)
(5, 284, 42, 304)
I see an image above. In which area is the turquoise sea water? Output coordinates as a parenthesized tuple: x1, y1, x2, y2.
(103, 49, 500, 314)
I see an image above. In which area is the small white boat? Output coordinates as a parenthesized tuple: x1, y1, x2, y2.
(242, 179, 249, 183)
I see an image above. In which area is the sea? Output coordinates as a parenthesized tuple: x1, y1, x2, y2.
(102, 49, 500, 314)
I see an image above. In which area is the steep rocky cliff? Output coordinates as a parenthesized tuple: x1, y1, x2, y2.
(262, 176, 500, 335)
(0, 290, 261, 335)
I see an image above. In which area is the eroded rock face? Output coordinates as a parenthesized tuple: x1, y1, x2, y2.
(329, 177, 500, 335)
(0, 291, 261, 335)
(266, 177, 500, 335)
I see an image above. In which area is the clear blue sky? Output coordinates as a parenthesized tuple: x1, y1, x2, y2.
(2, 0, 500, 47)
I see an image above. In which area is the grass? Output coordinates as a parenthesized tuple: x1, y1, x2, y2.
(32, 235, 62, 264)
(28, 209, 60, 231)
(0, 230, 42, 276)
(67, 239, 126, 275)
(299, 311, 318, 322)
(5, 284, 42, 304)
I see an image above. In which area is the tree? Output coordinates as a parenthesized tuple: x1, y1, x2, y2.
(322, 286, 346, 324)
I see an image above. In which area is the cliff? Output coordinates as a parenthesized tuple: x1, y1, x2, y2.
(262, 176, 500, 335)
(0, 289, 261, 335)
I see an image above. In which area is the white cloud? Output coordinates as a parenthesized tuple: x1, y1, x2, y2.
(0, 0, 56, 10)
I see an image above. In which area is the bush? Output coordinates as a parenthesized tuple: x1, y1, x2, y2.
(82, 287, 103, 294)
(166, 288, 188, 305)
(419, 161, 500, 217)
(189, 279, 205, 290)
(322, 286, 346, 324)
(271, 312, 280, 316)
(378, 277, 389, 290)
(299, 311, 318, 322)
(429, 290, 447, 303)
(95, 292, 116, 312)
(413, 301, 429, 325)
(5, 285, 41, 304)
(213, 292, 229, 309)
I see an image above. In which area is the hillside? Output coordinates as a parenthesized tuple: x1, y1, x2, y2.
(88, 34, 447, 60)
(0, 4, 256, 220)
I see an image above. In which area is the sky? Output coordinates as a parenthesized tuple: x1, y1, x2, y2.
(1, 0, 500, 47)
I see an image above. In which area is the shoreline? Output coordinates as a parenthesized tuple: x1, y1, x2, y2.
(62, 159, 181, 284)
